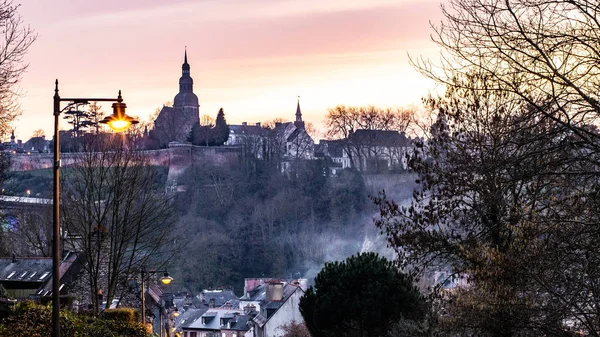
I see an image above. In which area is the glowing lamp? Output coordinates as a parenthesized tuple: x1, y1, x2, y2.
(99, 90, 139, 132)
(160, 272, 173, 285)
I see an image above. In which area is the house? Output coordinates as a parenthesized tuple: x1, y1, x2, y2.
(226, 99, 315, 168)
(0, 252, 83, 304)
(315, 139, 351, 175)
(347, 129, 411, 172)
(181, 307, 250, 337)
(225, 123, 269, 159)
(240, 279, 305, 337)
(0, 255, 52, 299)
(22, 136, 49, 153)
(195, 288, 239, 309)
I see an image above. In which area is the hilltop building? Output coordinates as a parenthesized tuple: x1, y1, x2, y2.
(151, 49, 200, 148)
(225, 98, 315, 165)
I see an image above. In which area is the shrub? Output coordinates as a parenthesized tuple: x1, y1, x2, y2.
(0, 302, 148, 337)
(102, 307, 138, 322)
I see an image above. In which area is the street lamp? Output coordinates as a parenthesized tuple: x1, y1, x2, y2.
(140, 266, 174, 332)
(52, 80, 138, 337)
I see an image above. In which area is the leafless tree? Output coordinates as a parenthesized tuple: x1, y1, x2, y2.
(412, 0, 600, 148)
(31, 129, 44, 138)
(325, 105, 414, 169)
(61, 135, 176, 314)
(0, 0, 36, 137)
(200, 114, 215, 127)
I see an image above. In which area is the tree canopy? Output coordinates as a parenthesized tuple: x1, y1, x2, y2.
(299, 252, 426, 337)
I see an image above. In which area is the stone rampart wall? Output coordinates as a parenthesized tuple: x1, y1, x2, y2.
(9, 144, 240, 185)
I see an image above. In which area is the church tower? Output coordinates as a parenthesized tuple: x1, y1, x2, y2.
(173, 48, 200, 127)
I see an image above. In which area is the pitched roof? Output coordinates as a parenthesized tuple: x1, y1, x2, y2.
(319, 139, 345, 157)
(197, 289, 239, 308)
(229, 124, 265, 137)
(349, 129, 411, 147)
(0, 257, 52, 283)
(178, 308, 209, 329)
(287, 128, 303, 142)
(184, 308, 245, 331)
(223, 314, 251, 331)
(241, 282, 302, 314)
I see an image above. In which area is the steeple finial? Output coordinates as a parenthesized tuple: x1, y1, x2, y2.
(184, 46, 188, 64)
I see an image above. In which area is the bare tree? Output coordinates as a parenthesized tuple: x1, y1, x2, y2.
(0, 0, 36, 137)
(61, 135, 176, 314)
(325, 105, 414, 170)
(31, 129, 44, 138)
(412, 0, 600, 148)
(200, 114, 215, 127)
(14, 205, 52, 256)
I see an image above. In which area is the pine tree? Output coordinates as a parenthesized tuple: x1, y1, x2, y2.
(213, 108, 230, 146)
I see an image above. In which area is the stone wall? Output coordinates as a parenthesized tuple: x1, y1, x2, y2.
(8, 144, 240, 189)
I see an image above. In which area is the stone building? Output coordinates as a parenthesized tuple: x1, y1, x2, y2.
(151, 50, 200, 147)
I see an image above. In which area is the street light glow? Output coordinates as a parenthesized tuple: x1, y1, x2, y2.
(106, 119, 131, 132)
(99, 90, 139, 132)
(160, 272, 173, 285)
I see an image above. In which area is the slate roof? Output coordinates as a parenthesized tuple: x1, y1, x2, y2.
(224, 314, 251, 331)
(41, 252, 84, 295)
(196, 289, 239, 308)
(240, 282, 298, 303)
(229, 124, 265, 136)
(319, 139, 345, 157)
(184, 308, 245, 331)
(178, 308, 209, 329)
(0, 257, 52, 283)
(287, 128, 303, 142)
(349, 129, 411, 147)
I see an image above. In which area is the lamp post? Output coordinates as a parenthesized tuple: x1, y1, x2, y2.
(52, 80, 138, 337)
(140, 266, 174, 334)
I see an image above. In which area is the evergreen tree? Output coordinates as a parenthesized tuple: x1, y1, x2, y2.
(300, 252, 426, 337)
(213, 107, 230, 146)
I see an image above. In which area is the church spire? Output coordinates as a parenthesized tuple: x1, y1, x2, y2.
(182, 48, 190, 76)
(295, 96, 302, 122)
(179, 48, 192, 92)
(294, 96, 304, 128)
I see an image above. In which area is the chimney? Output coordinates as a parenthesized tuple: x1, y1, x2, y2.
(209, 298, 215, 308)
(244, 304, 256, 314)
(266, 281, 283, 302)
(11, 254, 16, 263)
(242, 122, 247, 126)
(255, 122, 261, 127)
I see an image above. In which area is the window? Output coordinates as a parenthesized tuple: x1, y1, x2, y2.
(189, 332, 197, 337)
(222, 333, 226, 337)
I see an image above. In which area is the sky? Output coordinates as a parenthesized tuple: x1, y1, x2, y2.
(16, 0, 444, 141)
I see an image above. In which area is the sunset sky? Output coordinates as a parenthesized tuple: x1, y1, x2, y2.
(16, 0, 444, 141)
